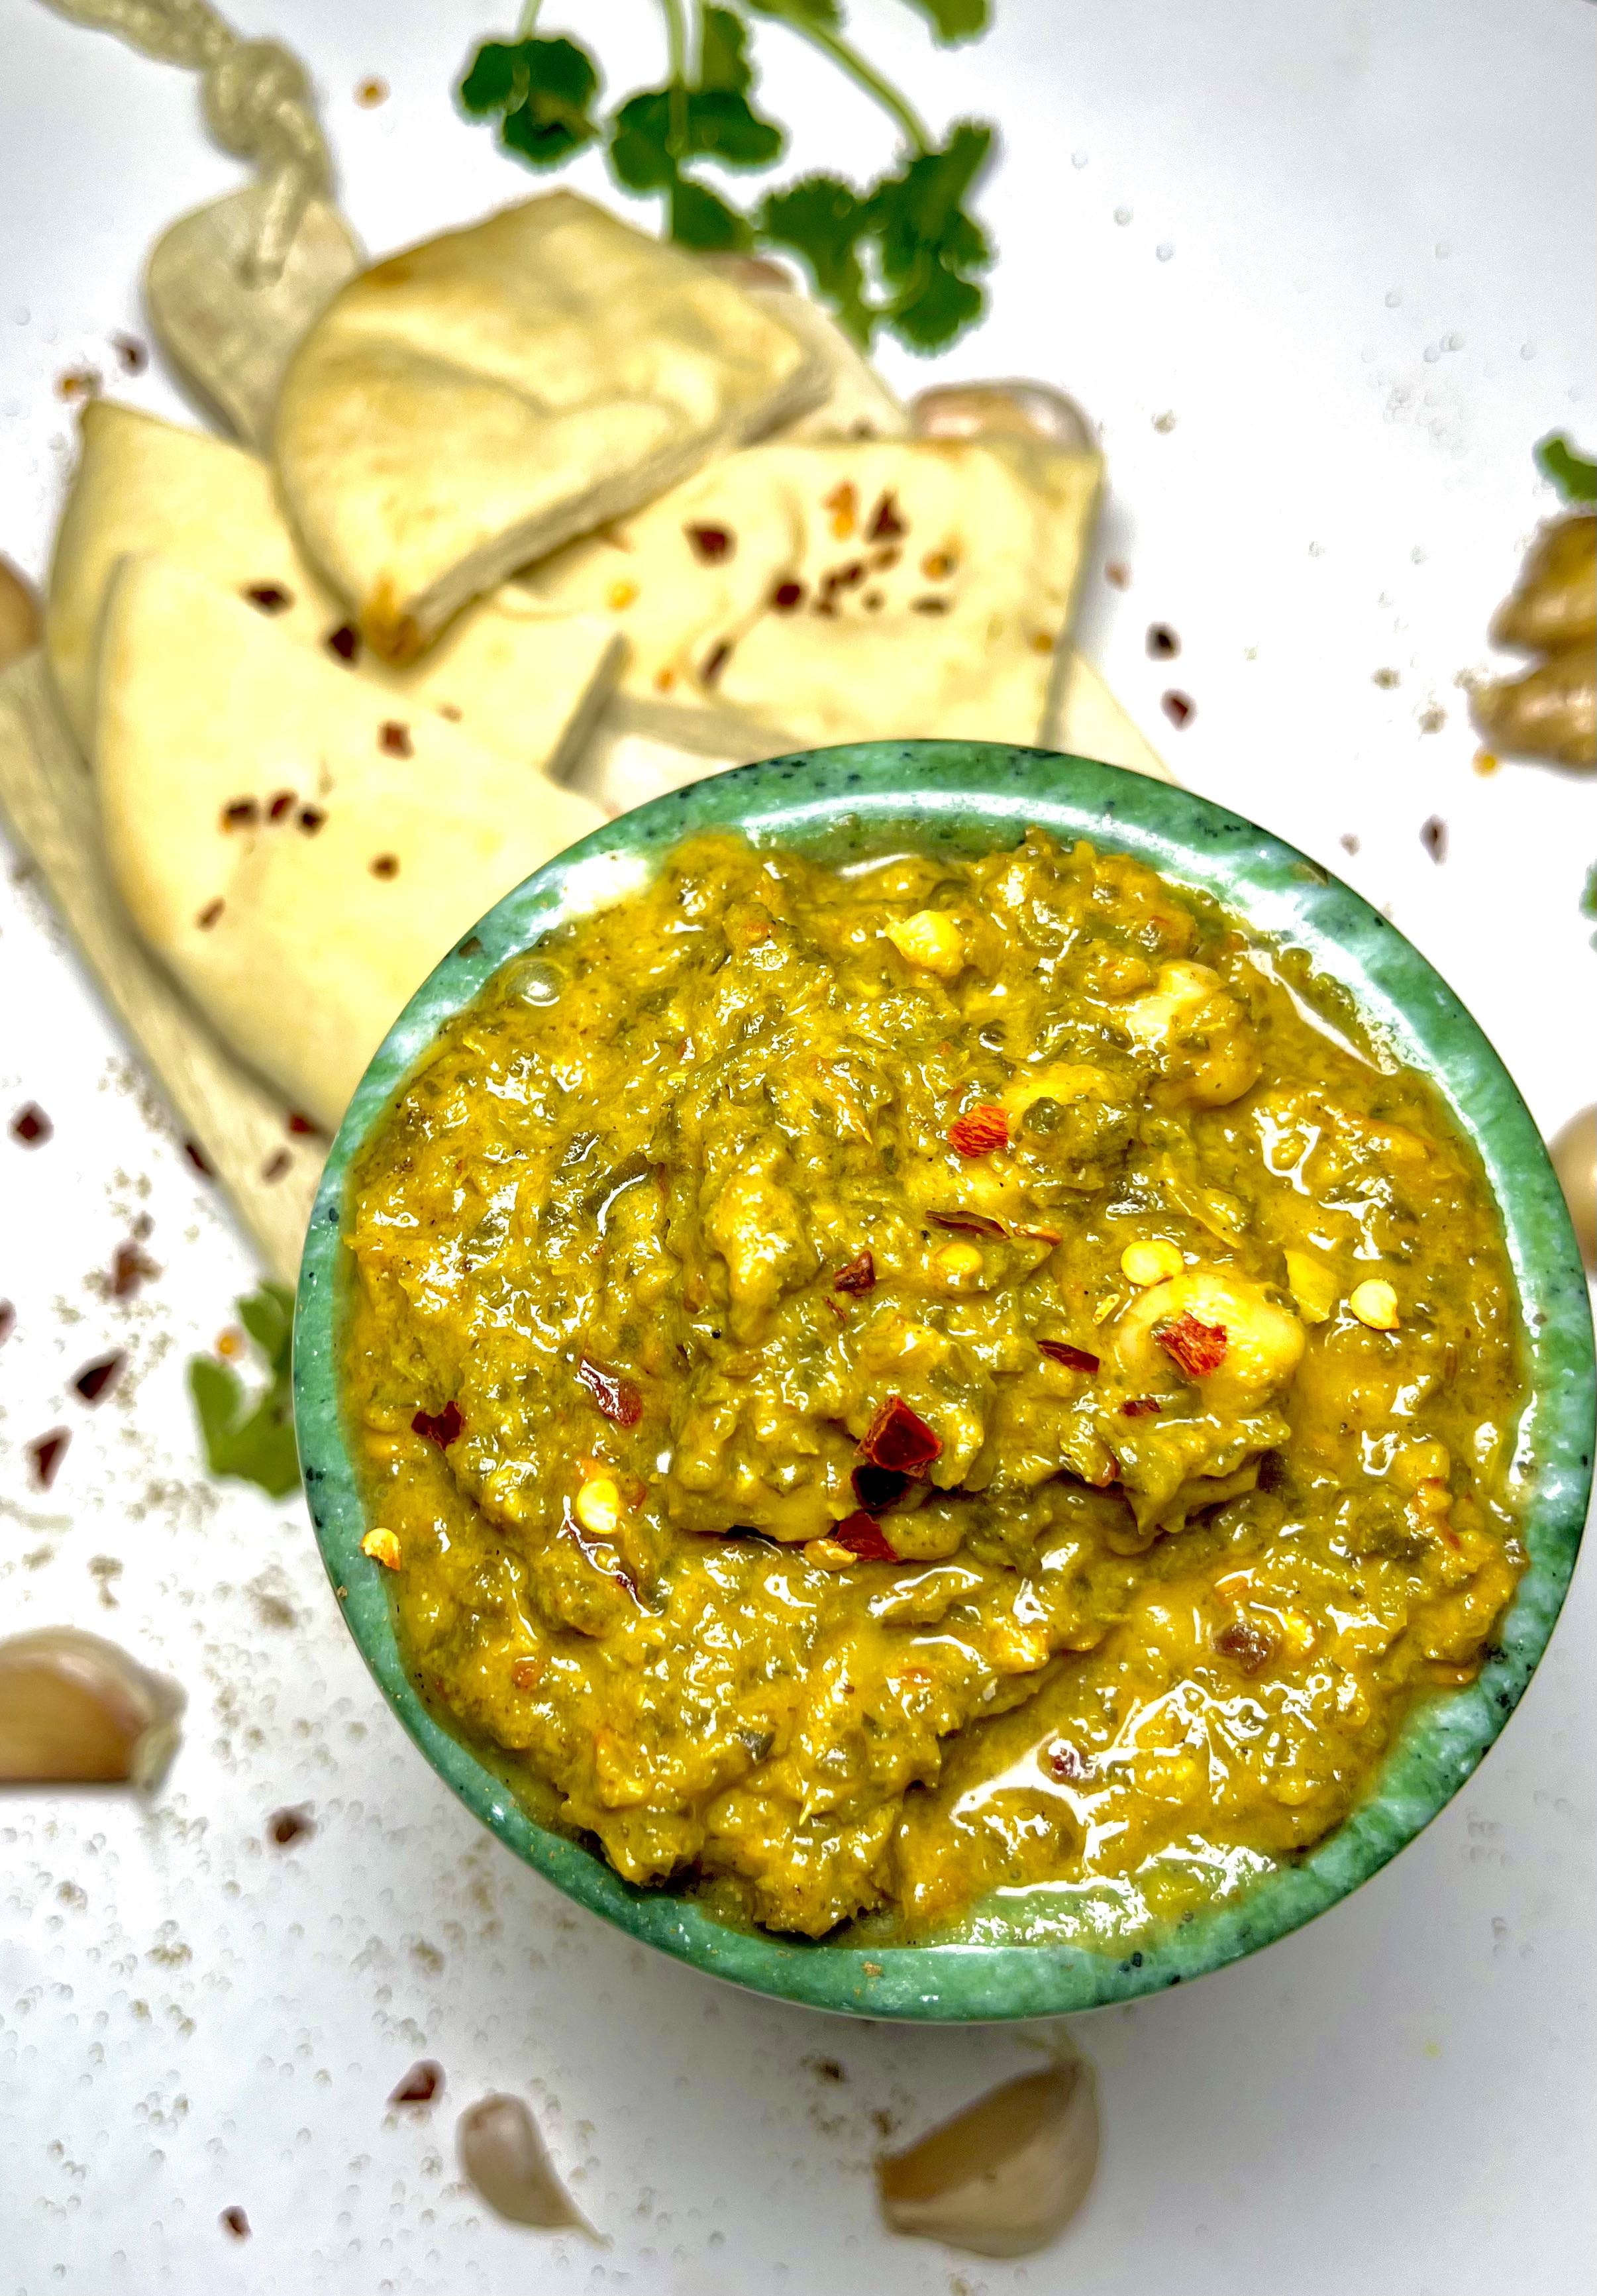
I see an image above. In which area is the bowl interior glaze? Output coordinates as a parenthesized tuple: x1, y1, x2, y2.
(293, 742, 1593, 2021)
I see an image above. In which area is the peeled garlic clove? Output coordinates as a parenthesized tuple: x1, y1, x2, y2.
(0, 554, 41, 674)
(457, 2093, 596, 2236)
(0, 1628, 184, 1787)
(877, 2057, 1099, 2259)
(909, 381, 1095, 454)
(1550, 1106, 1596, 1271)
(144, 185, 362, 449)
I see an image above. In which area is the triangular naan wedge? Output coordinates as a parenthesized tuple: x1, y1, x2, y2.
(699, 256, 905, 443)
(46, 401, 622, 774)
(273, 192, 826, 662)
(521, 435, 1101, 747)
(95, 556, 606, 1131)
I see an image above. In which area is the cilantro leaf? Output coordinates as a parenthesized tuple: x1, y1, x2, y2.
(689, 89, 785, 169)
(896, 0, 991, 40)
(758, 175, 872, 342)
(699, 5, 753, 93)
(609, 87, 678, 191)
(1535, 433, 1597, 505)
(456, 34, 601, 172)
(189, 1280, 300, 1499)
(1582, 861, 1597, 921)
(671, 177, 754, 250)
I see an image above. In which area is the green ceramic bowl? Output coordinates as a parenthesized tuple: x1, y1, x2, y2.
(293, 741, 1594, 2021)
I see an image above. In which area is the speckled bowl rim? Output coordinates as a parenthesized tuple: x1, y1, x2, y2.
(293, 741, 1593, 2022)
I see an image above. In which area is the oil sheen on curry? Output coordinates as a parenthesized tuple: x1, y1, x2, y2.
(344, 830, 1525, 1941)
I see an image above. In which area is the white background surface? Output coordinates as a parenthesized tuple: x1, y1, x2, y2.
(1, 3, 1594, 2291)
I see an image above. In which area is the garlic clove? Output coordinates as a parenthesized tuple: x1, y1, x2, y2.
(877, 2056, 1099, 2259)
(456, 2093, 597, 2236)
(909, 381, 1096, 455)
(0, 554, 41, 674)
(1550, 1106, 1596, 1271)
(0, 1628, 184, 1787)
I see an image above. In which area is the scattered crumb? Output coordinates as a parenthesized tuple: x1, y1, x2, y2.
(1372, 667, 1400, 689)
(56, 366, 101, 401)
(1418, 704, 1447, 734)
(807, 2056, 847, 2083)
(1153, 410, 1177, 433)
(1146, 623, 1180, 659)
(216, 1326, 244, 1359)
(1340, 833, 1361, 855)
(111, 333, 148, 374)
(1104, 560, 1131, 590)
(1420, 815, 1447, 862)
(0, 1300, 14, 1343)
(220, 2206, 250, 2239)
(88, 1555, 123, 1608)
(389, 2060, 444, 2106)
(267, 1806, 315, 1848)
(1161, 690, 1195, 729)
(355, 75, 389, 107)
(1473, 749, 1500, 776)
(110, 1239, 160, 1298)
(10, 1102, 52, 1145)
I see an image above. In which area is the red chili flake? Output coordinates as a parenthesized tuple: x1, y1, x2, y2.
(701, 639, 733, 686)
(261, 1149, 292, 1183)
(852, 1462, 909, 1514)
(1213, 1618, 1274, 1675)
(862, 590, 885, 612)
(822, 560, 866, 594)
(219, 2207, 250, 2240)
(0, 1301, 14, 1343)
(1105, 560, 1131, 590)
(389, 2060, 443, 2106)
(1146, 623, 1180, 659)
(1039, 1339, 1100, 1373)
(183, 1137, 215, 1176)
(112, 332, 148, 374)
(287, 1111, 321, 1136)
(859, 1395, 941, 1476)
(871, 545, 902, 570)
(27, 1428, 70, 1488)
(1155, 1311, 1229, 1379)
(268, 1805, 315, 1847)
(370, 854, 399, 880)
(268, 790, 295, 821)
(325, 623, 360, 662)
(911, 595, 952, 615)
(10, 1103, 52, 1145)
(297, 806, 326, 834)
(1161, 690, 1195, 729)
(1121, 1396, 1163, 1418)
(197, 898, 224, 929)
(412, 1400, 464, 1449)
(110, 1241, 159, 1298)
(930, 1209, 1006, 1238)
(947, 1104, 1009, 1157)
(833, 1251, 876, 1294)
(1420, 815, 1447, 863)
(833, 1512, 900, 1563)
(1045, 1740, 1086, 1781)
(771, 578, 805, 611)
(73, 1351, 125, 1404)
(686, 523, 733, 563)
(379, 720, 413, 758)
(244, 582, 292, 613)
(866, 490, 907, 541)
(56, 367, 101, 402)
(576, 1355, 643, 1427)
(221, 797, 259, 829)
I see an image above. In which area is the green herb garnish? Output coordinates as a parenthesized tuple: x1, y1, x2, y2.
(189, 1282, 300, 1498)
(458, 0, 998, 351)
(1535, 433, 1597, 505)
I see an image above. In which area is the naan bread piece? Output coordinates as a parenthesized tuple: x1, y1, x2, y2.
(522, 436, 1101, 747)
(46, 401, 621, 773)
(1045, 651, 1173, 783)
(565, 692, 796, 816)
(274, 192, 825, 662)
(95, 556, 605, 1131)
(699, 255, 906, 443)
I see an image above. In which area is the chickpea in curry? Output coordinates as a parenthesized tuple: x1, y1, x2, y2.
(343, 829, 1525, 1940)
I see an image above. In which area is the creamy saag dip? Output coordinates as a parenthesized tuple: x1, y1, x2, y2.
(343, 829, 1525, 1938)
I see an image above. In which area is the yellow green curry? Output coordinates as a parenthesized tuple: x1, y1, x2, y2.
(344, 830, 1525, 1940)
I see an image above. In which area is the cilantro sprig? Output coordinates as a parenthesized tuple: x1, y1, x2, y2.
(189, 1282, 300, 1499)
(457, 0, 998, 351)
(1535, 433, 1597, 505)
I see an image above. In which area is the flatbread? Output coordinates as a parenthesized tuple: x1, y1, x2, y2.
(46, 401, 622, 772)
(273, 192, 826, 662)
(0, 652, 321, 1281)
(95, 556, 607, 1131)
(521, 435, 1102, 747)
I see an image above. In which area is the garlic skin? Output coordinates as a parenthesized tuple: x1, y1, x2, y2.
(909, 381, 1095, 456)
(0, 1628, 184, 1787)
(877, 2056, 1099, 2259)
(456, 2093, 596, 2236)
